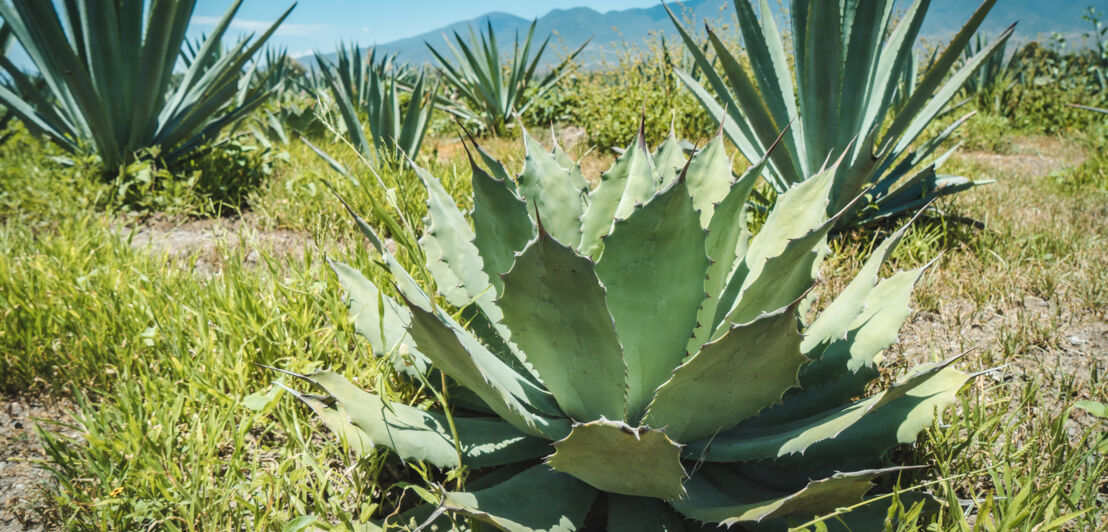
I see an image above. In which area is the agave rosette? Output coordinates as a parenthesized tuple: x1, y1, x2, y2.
(668, 0, 1015, 226)
(281, 124, 969, 530)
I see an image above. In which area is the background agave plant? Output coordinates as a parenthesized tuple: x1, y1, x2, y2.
(314, 45, 437, 163)
(278, 122, 971, 530)
(959, 33, 1018, 115)
(0, 0, 293, 171)
(668, 0, 1014, 227)
(426, 20, 589, 134)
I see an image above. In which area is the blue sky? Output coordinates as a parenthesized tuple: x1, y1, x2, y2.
(191, 1, 658, 57)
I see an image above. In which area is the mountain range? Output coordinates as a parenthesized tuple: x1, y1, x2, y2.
(332, 0, 1100, 68)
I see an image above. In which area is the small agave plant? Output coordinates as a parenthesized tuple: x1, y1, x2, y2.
(280, 124, 970, 530)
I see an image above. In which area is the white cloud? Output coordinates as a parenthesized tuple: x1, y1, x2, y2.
(192, 16, 324, 37)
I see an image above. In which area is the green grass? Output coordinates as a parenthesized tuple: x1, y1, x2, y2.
(1, 64, 1107, 531)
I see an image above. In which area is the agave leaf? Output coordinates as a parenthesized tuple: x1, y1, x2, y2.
(414, 162, 494, 309)
(688, 142, 770, 353)
(717, 218, 827, 330)
(747, 260, 928, 427)
(644, 303, 806, 442)
(402, 298, 568, 439)
(441, 464, 598, 532)
(285, 389, 375, 457)
(577, 128, 657, 258)
(745, 163, 835, 267)
(683, 360, 968, 463)
(499, 231, 628, 421)
(608, 495, 686, 531)
(801, 217, 913, 355)
(469, 151, 536, 296)
(413, 161, 539, 376)
(803, 266, 927, 386)
(684, 132, 736, 228)
(653, 130, 688, 188)
(288, 371, 548, 468)
(517, 130, 588, 246)
(547, 419, 687, 500)
(595, 179, 709, 422)
(330, 261, 428, 377)
(671, 466, 905, 525)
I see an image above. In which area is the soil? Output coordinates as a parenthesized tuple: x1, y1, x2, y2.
(0, 396, 77, 532)
(116, 212, 311, 277)
(893, 296, 1108, 425)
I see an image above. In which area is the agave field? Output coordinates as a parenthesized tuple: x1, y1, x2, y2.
(0, 0, 1106, 530)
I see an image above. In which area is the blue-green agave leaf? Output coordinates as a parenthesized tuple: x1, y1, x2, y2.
(644, 302, 806, 442)
(595, 178, 709, 422)
(547, 419, 687, 500)
(498, 230, 628, 421)
(287, 371, 548, 468)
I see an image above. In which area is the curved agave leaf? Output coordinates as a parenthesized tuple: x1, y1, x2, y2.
(499, 230, 628, 421)
(644, 302, 806, 443)
(469, 149, 535, 296)
(547, 419, 687, 500)
(683, 360, 969, 463)
(401, 298, 568, 439)
(415, 162, 494, 310)
(803, 267, 928, 387)
(671, 466, 906, 525)
(577, 126, 657, 258)
(330, 261, 428, 377)
(801, 216, 915, 355)
(711, 167, 836, 331)
(594, 177, 709, 422)
(517, 130, 589, 246)
(284, 371, 548, 468)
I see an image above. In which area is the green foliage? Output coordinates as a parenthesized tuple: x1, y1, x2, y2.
(316, 45, 438, 162)
(284, 124, 970, 530)
(563, 41, 716, 151)
(426, 20, 589, 135)
(110, 137, 287, 215)
(669, 0, 1012, 227)
(0, 0, 292, 172)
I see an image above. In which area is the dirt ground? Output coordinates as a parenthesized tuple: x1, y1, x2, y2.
(116, 212, 311, 277)
(0, 396, 76, 532)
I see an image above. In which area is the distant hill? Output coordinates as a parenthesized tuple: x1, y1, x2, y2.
(318, 0, 1099, 68)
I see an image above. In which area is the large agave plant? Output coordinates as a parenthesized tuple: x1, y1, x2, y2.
(0, 0, 293, 170)
(279, 123, 970, 530)
(427, 20, 588, 134)
(668, 0, 1014, 226)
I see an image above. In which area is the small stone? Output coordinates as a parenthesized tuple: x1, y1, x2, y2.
(1069, 335, 1087, 345)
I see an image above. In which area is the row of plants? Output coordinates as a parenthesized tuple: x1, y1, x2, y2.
(1, 1, 1104, 218)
